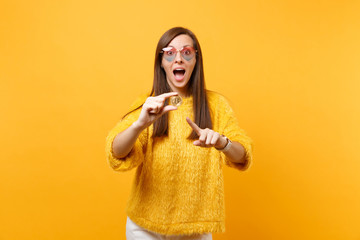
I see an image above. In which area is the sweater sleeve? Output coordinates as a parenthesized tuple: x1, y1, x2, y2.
(218, 96, 253, 171)
(105, 98, 148, 172)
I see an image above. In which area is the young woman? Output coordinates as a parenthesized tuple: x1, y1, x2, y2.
(105, 27, 253, 240)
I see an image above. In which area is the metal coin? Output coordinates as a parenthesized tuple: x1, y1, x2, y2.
(169, 95, 182, 107)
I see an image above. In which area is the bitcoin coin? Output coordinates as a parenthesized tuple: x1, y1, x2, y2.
(169, 95, 182, 107)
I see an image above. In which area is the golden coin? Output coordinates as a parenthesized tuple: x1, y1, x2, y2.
(169, 95, 182, 107)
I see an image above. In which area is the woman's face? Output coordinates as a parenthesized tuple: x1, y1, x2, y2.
(161, 34, 196, 97)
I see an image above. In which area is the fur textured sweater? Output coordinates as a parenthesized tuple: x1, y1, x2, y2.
(105, 91, 253, 235)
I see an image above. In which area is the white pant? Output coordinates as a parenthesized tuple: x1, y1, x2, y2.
(126, 217, 213, 240)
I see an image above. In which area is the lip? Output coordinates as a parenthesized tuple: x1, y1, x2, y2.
(173, 67, 186, 81)
(172, 67, 185, 71)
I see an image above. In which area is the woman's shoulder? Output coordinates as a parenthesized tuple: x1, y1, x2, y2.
(206, 90, 230, 105)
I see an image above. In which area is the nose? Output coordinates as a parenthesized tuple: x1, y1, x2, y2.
(174, 50, 183, 63)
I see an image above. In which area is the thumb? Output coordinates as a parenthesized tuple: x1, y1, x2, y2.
(192, 140, 202, 146)
(160, 105, 177, 115)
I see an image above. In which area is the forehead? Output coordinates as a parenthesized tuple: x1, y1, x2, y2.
(167, 34, 194, 48)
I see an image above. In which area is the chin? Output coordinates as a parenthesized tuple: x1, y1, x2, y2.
(167, 75, 191, 93)
(172, 80, 190, 89)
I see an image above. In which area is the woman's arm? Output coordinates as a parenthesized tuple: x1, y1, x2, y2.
(112, 121, 145, 159)
(220, 141, 247, 164)
(112, 92, 179, 159)
(186, 117, 247, 165)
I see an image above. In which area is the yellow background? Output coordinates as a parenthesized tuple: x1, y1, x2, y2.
(1, 0, 359, 239)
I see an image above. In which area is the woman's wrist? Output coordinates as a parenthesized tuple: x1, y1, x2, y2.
(132, 120, 146, 132)
(215, 135, 230, 151)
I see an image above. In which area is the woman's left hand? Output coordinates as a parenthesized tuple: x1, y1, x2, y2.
(186, 117, 227, 149)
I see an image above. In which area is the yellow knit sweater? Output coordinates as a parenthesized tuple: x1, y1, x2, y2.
(105, 91, 253, 236)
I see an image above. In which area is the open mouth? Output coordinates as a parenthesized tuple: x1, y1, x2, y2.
(173, 69, 186, 80)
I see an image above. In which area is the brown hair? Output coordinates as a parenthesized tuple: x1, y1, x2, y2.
(126, 27, 212, 139)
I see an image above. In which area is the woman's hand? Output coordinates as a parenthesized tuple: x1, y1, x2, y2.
(186, 117, 227, 149)
(134, 92, 179, 130)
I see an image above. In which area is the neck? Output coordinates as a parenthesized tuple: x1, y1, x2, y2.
(168, 85, 189, 98)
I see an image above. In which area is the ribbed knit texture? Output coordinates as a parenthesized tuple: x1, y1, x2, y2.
(105, 91, 253, 236)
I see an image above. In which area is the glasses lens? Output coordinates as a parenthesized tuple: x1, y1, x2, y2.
(161, 46, 196, 62)
(162, 47, 176, 62)
(180, 47, 196, 61)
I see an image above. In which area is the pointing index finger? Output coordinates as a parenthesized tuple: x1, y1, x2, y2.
(186, 117, 201, 136)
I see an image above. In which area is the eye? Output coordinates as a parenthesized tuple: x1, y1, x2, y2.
(182, 48, 193, 55)
(167, 51, 174, 55)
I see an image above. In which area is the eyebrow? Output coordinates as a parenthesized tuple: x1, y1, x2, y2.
(167, 44, 192, 48)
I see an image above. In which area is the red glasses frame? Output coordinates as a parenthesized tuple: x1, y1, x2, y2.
(160, 46, 197, 62)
